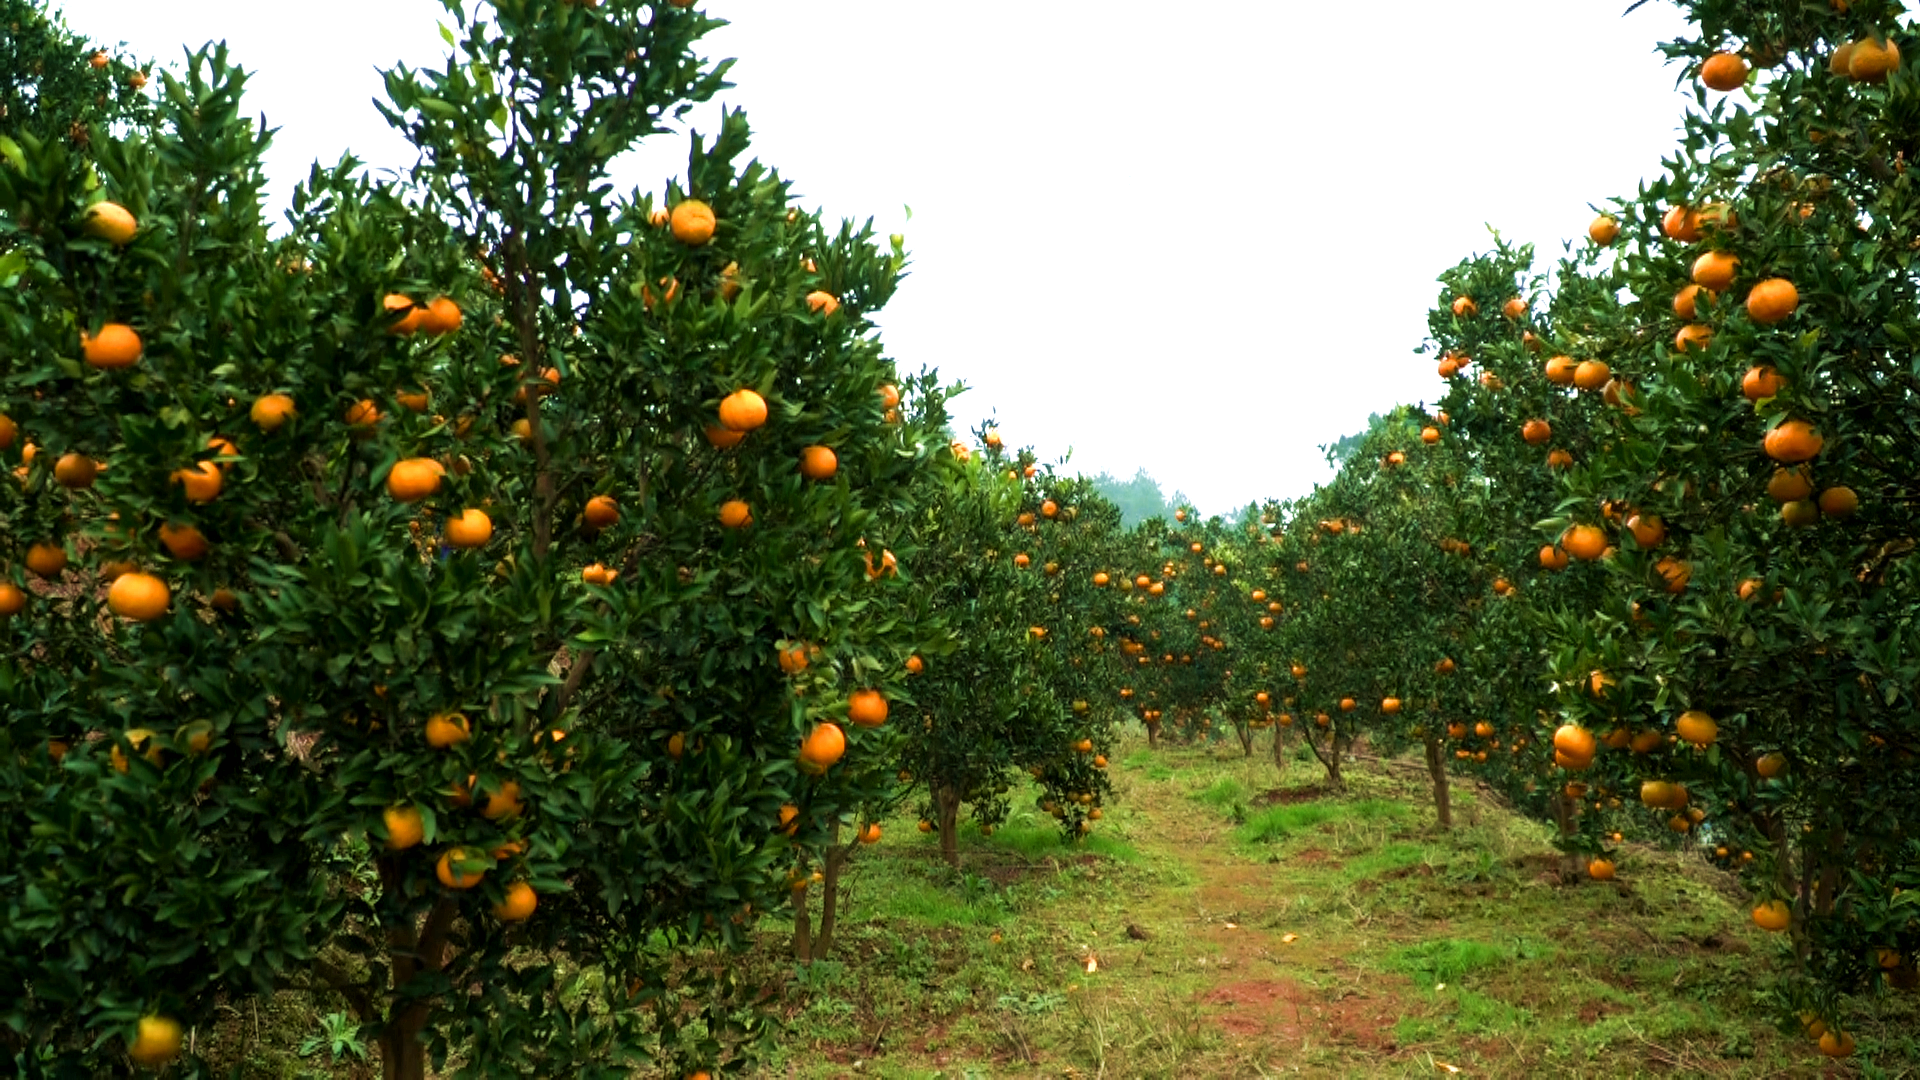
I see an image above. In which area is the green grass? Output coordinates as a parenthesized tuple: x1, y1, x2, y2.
(1191, 774, 1246, 808)
(1234, 796, 1407, 844)
(1387, 937, 1553, 988)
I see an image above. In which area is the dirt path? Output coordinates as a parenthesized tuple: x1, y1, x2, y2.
(1102, 747, 1422, 1076)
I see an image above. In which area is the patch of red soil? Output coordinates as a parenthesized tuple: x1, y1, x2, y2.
(1201, 979, 1312, 1039)
(1199, 979, 1401, 1051)
(1292, 847, 1337, 865)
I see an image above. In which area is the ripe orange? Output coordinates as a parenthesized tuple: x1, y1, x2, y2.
(1675, 710, 1717, 746)
(799, 722, 847, 774)
(81, 323, 142, 368)
(346, 399, 383, 431)
(1562, 525, 1607, 561)
(158, 522, 208, 561)
(53, 452, 97, 489)
(1544, 355, 1578, 385)
(848, 689, 888, 728)
(1746, 277, 1799, 324)
(1572, 359, 1611, 391)
(384, 805, 425, 850)
(777, 644, 810, 674)
(859, 823, 882, 844)
(1763, 419, 1823, 463)
(1661, 205, 1702, 242)
(25, 542, 67, 578)
(482, 780, 524, 821)
(446, 508, 493, 549)
(1381, 697, 1402, 714)
(1546, 449, 1574, 469)
(426, 711, 471, 748)
(81, 201, 137, 245)
(799, 445, 838, 480)
(1521, 419, 1551, 445)
(384, 294, 425, 335)
(387, 458, 444, 502)
(128, 1016, 183, 1067)
(1421, 426, 1440, 444)
(1741, 365, 1784, 401)
(1501, 297, 1527, 319)
(1818, 1030, 1856, 1058)
(494, 881, 538, 921)
(0, 583, 25, 618)
(1751, 900, 1791, 932)
(718, 499, 752, 528)
(1674, 323, 1714, 352)
(581, 563, 619, 586)
(107, 572, 170, 621)
(1450, 296, 1478, 317)
(906, 654, 925, 675)
(1589, 215, 1620, 245)
(172, 461, 222, 503)
(252, 393, 296, 431)
(436, 847, 485, 890)
(670, 200, 716, 244)
(1692, 250, 1739, 291)
(805, 291, 840, 316)
(1587, 858, 1616, 881)
(1338, 697, 1355, 712)
(1699, 51, 1749, 90)
(419, 297, 462, 335)
(1673, 283, 1711, 320)
(1626, 514, 1666, 548)
(1817, 486, 1858, 517)
(1539, 544, 1569, 571)
(1768, 465, 1814, 502)
(584, 495, 619, 529)
(1849, 36, 1901, 82)
(1655, 557, 1692, 593)
(718, 388, 768, 431)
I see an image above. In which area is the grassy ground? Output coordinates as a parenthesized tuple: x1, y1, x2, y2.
(750, 731, 1920, 1079)
(208, 730, 1920, 1077)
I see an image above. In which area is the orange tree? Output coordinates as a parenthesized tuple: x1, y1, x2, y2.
(1408, 0, 1920, 1047)
(0, 0, 153, 170)
(0, 1, 949, 1075)
(888, 432, 1130, 868)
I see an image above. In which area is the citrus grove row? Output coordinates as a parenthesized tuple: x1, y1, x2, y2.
(3, 0, 1916, 1074)
(1221, 0, 1917, 1061)
(0, 0, 1290, 1075)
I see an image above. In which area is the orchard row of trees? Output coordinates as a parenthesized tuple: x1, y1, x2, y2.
(1145, 0, 1917, 1059)
(0, 1, 1240, 1076)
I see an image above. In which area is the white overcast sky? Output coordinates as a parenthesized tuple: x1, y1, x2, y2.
(66, 0, 1696, 516)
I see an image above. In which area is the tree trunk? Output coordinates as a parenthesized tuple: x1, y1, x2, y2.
(814, 824, 847, 960)
(934, 784, 961, 870)
(1146, 721, 1160, 748)
(378, 1024, 427, 1080)
(1304, 728, 1344, 788)
(790, 880, 812, 962)
(1814, 825, 1843, 917)
(1552, 793, 1580, 880)
(1423, 732, 1452, 831)
(1271, 723, 1288, 771)
(1237, 724, 1253, 757)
